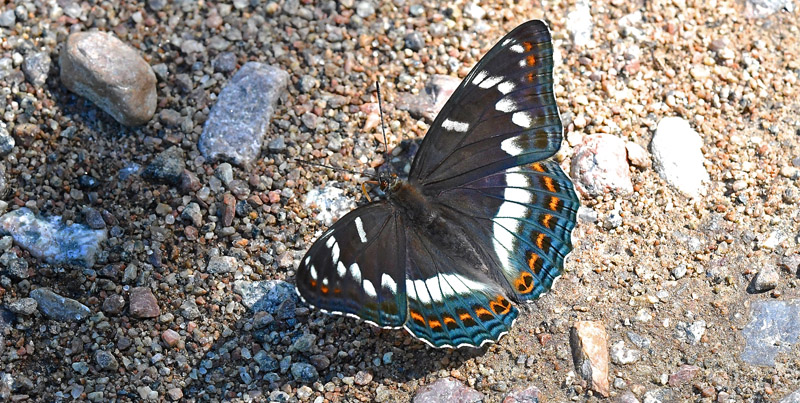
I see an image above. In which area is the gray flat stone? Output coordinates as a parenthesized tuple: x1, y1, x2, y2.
(198, 62, 289, 165)
(30, 288, 90, 322)
(741, 300, 800, 367)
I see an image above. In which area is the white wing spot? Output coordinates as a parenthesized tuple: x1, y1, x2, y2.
(354, 217, 367, 243)
(381, 273, 397, 293)
(501, 137, 524, 156)
(331, 240, 340, 264)
(442, 119, 470, 133)
(510, 44, 524, 53)
(309, 264, 318, 280)
(478, 75, 502, 89)
(363, 279, 377, 298)
(501, 38, 513, 46)
(349, 263, 362, 283)
(407, 273, 489, 304)
(325, 237, 335, 248)
(472, 70, 488, 86)
(512, 112, 532, 128)
(492, 168, 532, 275)
(518, 59, 528, 67)
(498, 81, 516, 94)
(304, 256, 310, 266)
(337, 261, 347, 277)
(495, 98, 516, 113)
(322, 277, 329, 286)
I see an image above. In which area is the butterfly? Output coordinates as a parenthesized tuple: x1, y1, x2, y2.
(295, 20, 578, 348)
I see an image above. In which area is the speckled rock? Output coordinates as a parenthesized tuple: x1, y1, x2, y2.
(7, 298, 37, 316)
(0, 125, 14, 157)
(95, 350, 119, 371)
(30, 288, 90, 322)
(750, 266, 779, 293)
(142, 146, 185, 185)
(0, 207, 107, 267)
(234, 279, 298, 314)
(570, 134, 633, 197)
(413, 378, 483, 403)
(302, 185, 357, 227)
(650, 117, 709, 198)
(668, 365, 700, 387)
(780, 389, 800, 403)
(741, 300, 800, 367)
(206, 255, 238, 274)
(59, 31, 157, 126)
(570, 321, 610, 397)
(22, 52, 51, 87)
(502, 386, 540, 403)
(290, 362, 319, 383)
(198, 62, 289, 165)
(745, 0, 795, 18)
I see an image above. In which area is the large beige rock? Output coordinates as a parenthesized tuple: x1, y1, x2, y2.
(60, 31, 157, 126)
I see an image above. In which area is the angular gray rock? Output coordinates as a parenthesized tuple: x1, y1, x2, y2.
(30, 288, 91, 322)
(60, 31, 157, 126)
(198, 62, 289, 165)
(741, 300, 800, 367)
(22, 52, 51, 87)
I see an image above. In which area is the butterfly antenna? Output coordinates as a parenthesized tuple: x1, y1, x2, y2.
(376, 80, 390, 168)
(294, 158, 378, 180)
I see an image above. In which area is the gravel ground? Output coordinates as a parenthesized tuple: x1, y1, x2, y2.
(1, 0, 800, 402)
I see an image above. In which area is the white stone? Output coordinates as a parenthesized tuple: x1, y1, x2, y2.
(650, 117, 710, 198)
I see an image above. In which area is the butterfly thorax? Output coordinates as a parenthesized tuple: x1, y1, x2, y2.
(388, 180, 440, 227)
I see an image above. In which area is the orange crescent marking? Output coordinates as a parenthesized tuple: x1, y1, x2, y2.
(516, 272, 535, 293)
(429, 319, 442, 330)
(527, 55, 536, 66)
(490, 296, 512, 315)
(548, 196, 561, 211)
(542, 214, 554, 230)
(475, 307, 493, 318)
(443, 316, 457, 325)
(320, 285, 328, 294)
(310, 280, 317, 287)
(535, 232, 546, 249)
(410, 310, 425, 323)
(459, 312, 473, 321)
(542, 176, 556, 192)
(530, 163, 545, 172)
(523, 42, 533, 51)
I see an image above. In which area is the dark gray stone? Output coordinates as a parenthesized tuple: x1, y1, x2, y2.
(198, 62, 289, 165)
(404, 32, 424, 51)
(290, 362, 319, 383)
(95, 350, 119, 371)
(142, 147, 185, 185)
(30, 288, 90, 322)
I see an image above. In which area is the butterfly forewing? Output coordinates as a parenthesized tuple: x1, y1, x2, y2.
(410, 20, 562, 192)
(296, 202, 408, 328)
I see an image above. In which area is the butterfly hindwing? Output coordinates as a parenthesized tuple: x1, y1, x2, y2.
(435, 161, 579, 300)
(402, 228, 518, 348)
(296, 202, 408, 328)
(410, 20, 562, 192)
